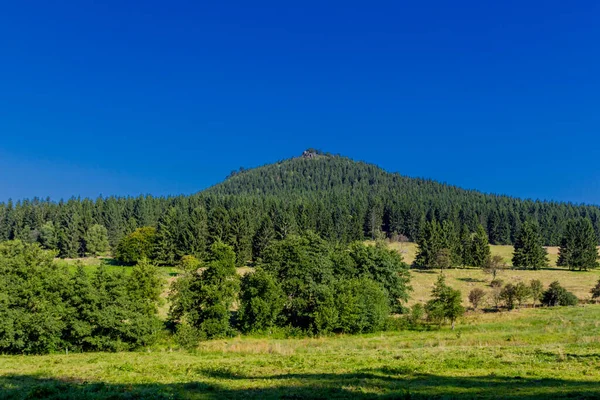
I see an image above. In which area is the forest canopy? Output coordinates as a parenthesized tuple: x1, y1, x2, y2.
(1, 152, 600, 264)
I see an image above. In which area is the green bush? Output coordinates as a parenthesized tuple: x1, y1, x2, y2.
(238, 268, 285, 333)
(541, 281, 578, 307)
(114, 227, 157, 264)
(334, 278, 390, 334)
(0, 241, 163, 354)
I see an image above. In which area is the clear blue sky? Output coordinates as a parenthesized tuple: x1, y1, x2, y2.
(1, 1, 599, 203)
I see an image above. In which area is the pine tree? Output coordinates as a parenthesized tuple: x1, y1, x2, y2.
(471, 224, 491, 268)
(557, 218, 599, 271)
(512, 220, 548, 270)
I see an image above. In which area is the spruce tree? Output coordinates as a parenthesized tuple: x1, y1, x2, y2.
(414, 220, 443, 268)
(512, 220, 548, 270)
(440, 220, 461, 266)
(471, 224, 491, 268)
(459, 224, 473, 266)
(557, 218, 599, 271)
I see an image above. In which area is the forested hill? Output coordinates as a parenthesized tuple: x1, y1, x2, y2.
(1, 150, 599, 263)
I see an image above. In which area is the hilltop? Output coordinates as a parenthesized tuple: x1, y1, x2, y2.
(1, 150, 600, 262)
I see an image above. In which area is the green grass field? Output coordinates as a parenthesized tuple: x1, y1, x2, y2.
(1, 306, 599, 399)
(17, 245, 596, 399)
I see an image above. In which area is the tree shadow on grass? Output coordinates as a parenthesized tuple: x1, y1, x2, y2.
(456, 277, 487, 283)
(1, 370, 599, 399)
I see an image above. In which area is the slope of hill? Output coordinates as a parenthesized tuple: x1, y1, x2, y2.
(1, 150, 600, 262)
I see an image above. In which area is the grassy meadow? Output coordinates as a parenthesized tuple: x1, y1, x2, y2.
(13, 243, 596, 399)
(369, 241, 600, 306)
(1, 306, 599, 399)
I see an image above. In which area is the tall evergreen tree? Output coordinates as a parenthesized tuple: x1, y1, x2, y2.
(471, 224, 491, 268)
(414, 220, 443, 268)
(459, 224, 473, 266)
(512, 220, 548, 270)
(557, 218, 599, 271)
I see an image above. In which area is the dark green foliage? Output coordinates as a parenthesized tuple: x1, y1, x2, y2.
(0, 241, 70, 354)
(334, 278, 390, 334)
(471, 225, 491, 268)
(557, 218, 599, 271)
(0, 241, 162, 354)
(414, 220, 443, 269)
(169, 243, 240, 339)
(67, 266, 162, 352)
(127, 258, 163, 316)
(512, 220, 548, 270)
(541, 281, 578, 307)
(344, 242, 411, 312)
(260, 232, 336, 333)
(115, 227, 157, 264)
(238, 268, 285, 333)
(459, 224, 473, 266)
(425, 275, 464, 329)
(1, 154, 600, 265)
(252, 217, 275, 261)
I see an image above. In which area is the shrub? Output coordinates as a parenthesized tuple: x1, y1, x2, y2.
(334, 278, 390, 334)
(500, 283, 517, 310)
(513, 282, 531, 308)
(530, 279, 544, 308)
(425, 275, 464, 329)
(468, 288, 486, 310)
(408, 303, 425, 326)
(591, 280, 600, 302)
(490, 279, 504, 288)
(541, 281, 578, 307)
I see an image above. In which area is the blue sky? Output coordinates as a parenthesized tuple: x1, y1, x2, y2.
(1, 1, 599, 203)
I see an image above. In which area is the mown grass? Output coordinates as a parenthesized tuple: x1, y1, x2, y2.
(1, 306, 599, 399)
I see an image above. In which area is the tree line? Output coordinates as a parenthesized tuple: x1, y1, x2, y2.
(3, 229, 598, 355)
(414, 218, 599, 271)
(2, 153, 600, 265)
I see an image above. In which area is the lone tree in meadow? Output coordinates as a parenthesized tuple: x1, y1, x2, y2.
(468, 288, 486, 310)
(432, 248, 453, 272)
(471, 224, 491, 268)
(512, 220, 548, 270)
(557, 218, 599, 271)
(483, 255, 508, 281)
(530, 279, 544, 308)
(426, 274, 464, 330)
